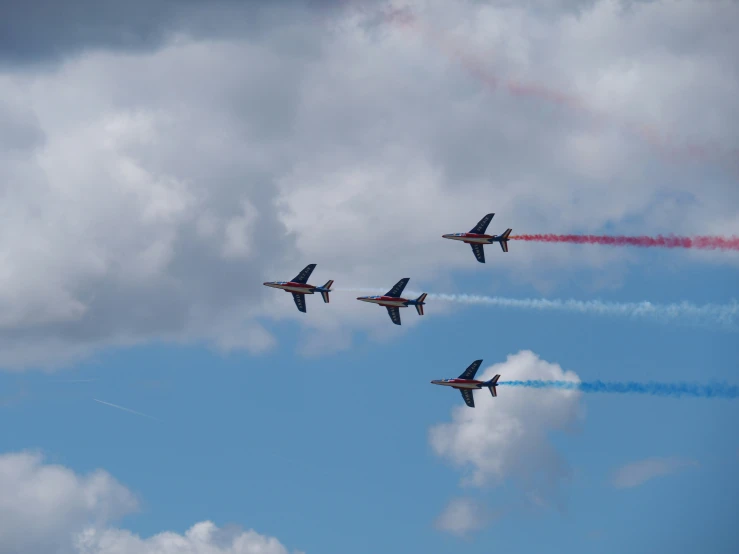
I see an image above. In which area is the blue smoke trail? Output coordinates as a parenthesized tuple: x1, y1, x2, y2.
(499, 380, 739, 399)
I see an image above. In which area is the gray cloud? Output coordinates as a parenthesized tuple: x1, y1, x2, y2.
(0, 0, 736, 369)
(0, 0, 351, 66)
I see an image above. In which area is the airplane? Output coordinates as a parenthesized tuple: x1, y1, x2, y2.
(431, 359, 501, 408)
(263, 264, 334, 313)
(356, 277, 427, 326)
(442, 213, 513, 263)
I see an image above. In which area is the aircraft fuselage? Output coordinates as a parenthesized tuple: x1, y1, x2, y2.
(430, 378, 485, 389)
(263, 281, 317, 294)
(442, 233, 499, 244)
(356, 295, 412, 308)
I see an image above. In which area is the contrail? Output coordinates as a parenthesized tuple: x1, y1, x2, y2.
(499, 380, 739, 399)
(337, 288, 738, 329)
(512, 234, 739, 251)
(93, 399, 161, 422)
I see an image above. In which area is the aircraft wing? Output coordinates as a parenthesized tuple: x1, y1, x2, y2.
(292, 264, 317, 284)
(385, 277, 410, 298)
(292, 293, 307, 313)
(386, 306, 402, 325)
(470, 243, 486, 263)
(470, 213, 494, 234)
(460, 388, 475, 408)
(458, 359, 483, 380)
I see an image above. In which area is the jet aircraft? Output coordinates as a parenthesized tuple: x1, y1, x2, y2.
(431, 359, 501, 407)
(442, 213, 512, 263)
(263, 264, 333, 313)
(356, 278, 427, 325)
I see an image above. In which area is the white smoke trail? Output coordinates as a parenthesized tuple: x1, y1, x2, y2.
(337, 288, 739, 329)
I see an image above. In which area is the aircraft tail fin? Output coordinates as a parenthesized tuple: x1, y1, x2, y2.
(414, 293, 427, 315)
(320, 280, 334, 303)
(499, 229, 512, 253)
(487, 374, 501, 397)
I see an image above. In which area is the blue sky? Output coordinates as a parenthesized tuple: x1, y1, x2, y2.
(0, 1, 737, 553)
(1, 249, 737, 553)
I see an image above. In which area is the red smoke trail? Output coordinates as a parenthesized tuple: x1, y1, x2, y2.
(512, 234, 739, 251)
(374, 6, 739, 178)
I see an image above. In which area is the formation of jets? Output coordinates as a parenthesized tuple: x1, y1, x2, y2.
(263, 213, 512, 407)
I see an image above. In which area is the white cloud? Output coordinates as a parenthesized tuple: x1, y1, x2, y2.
(0, 0, 737, 368)
(0, 451, 137, 554)
(434, 497, 491, 537)
(212, 321, 278, 355)
(74, 522, 302, 554)
(0, 450, 302, 554)
(611, 456, 699, 489)
(429, 350, 583, 495)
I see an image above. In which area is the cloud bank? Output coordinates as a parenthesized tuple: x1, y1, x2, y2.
(0, 451, 302, 554)
(1, 0, 737, 369)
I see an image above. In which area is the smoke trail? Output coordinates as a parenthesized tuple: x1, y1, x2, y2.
(93, 398, 161, 422)
(338, 288, 738, 330)
(512, 234, 739, 251)
(373, 5, 738, 176)
(499, 380, 739, 399)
